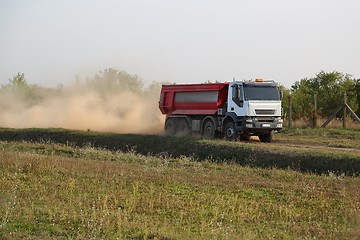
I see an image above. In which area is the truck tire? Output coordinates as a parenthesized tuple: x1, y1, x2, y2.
(259, 131, 274, 143)
(224, 121, 237, 141)
(203, 120, 216, 139)
(176, 119, 191, 136)
(165, 118, 177, 136)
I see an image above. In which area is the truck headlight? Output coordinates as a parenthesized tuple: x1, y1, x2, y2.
(246, 124, 253, 128)
(277, 124, 283, 128)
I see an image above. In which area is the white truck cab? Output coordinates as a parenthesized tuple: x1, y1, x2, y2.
(224, 79, 283, 142)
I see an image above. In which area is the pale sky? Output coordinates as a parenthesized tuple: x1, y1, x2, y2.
(1, 0, 359, 88)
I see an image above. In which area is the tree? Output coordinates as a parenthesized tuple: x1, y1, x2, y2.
(279, 85, 290, 119)
(1, 73, 53, 108)
(3, 72, 29, 90)
(355, 79, 360, 116)
(290, 71, 358, 121)
(90, 68, 144, 94)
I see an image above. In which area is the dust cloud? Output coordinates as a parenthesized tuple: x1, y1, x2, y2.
(0, 70, 165, 134)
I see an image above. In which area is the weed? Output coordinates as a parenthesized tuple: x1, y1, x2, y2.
(0, 129, 359, 238)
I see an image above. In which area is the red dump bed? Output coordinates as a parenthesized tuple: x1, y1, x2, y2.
(159, 83, 229, 115)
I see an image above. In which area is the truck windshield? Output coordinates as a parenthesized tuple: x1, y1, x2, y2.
(243, 86, 280, 101)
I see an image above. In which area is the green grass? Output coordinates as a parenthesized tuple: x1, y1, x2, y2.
(0, 127, 359, 175)
(0, 141, 359, 239)
(277, 127, 360, 149)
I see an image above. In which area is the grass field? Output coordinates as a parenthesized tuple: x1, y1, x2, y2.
(0, 128, 360, 239)
(0, 127, 359, 175)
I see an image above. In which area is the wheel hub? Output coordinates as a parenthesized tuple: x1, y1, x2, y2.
(227, 128, 234, 138)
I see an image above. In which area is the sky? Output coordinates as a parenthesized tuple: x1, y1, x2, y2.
(1, 0, 360, 88)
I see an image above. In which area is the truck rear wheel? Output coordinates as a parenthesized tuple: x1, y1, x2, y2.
(259, 131, 274, 143)
(176, 119, 191, 136)
(203, 120, 215, 139)
(165, 119, 177, 136)
(225, 121, 237, 141)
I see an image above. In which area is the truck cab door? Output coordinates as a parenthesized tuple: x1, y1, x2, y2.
(228, 83, 246, 116)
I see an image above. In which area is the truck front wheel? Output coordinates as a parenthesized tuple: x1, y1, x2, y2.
(258, 131, 274, 143)
(224, 121, 237, 141)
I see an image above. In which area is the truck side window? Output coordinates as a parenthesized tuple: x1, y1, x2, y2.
(232, 85, 243, 107)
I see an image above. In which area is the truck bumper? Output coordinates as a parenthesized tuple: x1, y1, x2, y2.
(235, 117, 283, 133)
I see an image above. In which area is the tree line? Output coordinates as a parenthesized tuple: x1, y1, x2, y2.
(2, 69, 360, 126)
(1, 68, 162, 109)
(281, 71, 360, 125)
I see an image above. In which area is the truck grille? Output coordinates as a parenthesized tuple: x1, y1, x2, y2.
(255, 109, 275, 115)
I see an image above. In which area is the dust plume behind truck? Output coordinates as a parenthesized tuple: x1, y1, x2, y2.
(159, 79, 283, 142)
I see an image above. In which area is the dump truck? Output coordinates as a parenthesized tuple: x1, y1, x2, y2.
(159, 79, 283, 142)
